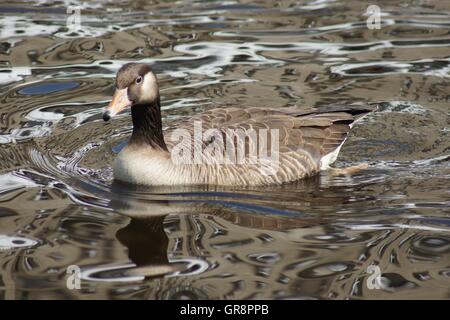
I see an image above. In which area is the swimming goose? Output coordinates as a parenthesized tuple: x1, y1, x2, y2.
(103, 63, 375, 186)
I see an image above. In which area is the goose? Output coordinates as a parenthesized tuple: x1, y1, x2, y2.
(103, 63, 375, 186)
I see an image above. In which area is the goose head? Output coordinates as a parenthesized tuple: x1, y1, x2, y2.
(103, 63, 159, 121)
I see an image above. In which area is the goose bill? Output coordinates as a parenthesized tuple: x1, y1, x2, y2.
(103, 88, 132, 121)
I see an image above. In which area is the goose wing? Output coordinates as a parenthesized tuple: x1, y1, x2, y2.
(163, 104, 375, 166)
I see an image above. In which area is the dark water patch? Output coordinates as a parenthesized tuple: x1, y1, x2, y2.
(18, 81, 79, 95)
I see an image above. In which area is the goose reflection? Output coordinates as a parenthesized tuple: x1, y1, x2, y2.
(106, 178, 326, 283)
(115, 215, 181, 278)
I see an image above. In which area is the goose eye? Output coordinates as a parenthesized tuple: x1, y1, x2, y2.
(136, 76, 143, 84)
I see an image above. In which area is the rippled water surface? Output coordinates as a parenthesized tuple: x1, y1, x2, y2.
(0, 0, 449, 299)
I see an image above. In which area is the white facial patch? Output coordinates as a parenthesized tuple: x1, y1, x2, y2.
(140, 72, 159, 103)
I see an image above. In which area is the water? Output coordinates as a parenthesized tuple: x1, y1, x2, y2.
(0, 0, 449, 299)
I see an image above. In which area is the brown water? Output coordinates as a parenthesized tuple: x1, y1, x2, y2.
(0, 0, 449, 299)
